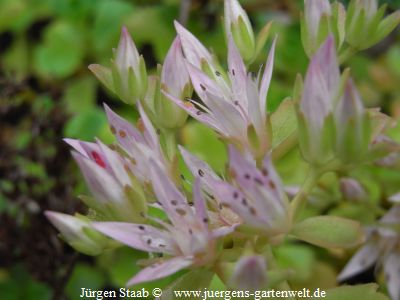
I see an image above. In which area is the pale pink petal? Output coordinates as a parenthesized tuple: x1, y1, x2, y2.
(179, 146, 220, 191)
(192, 177, 209, 227)
(185, 62, 224, 101)
(72, 151, 124, 204)
(259, 37, 276, 119)
(63, 138, 91, 158)
(96, 139, 131, 186)
(161, 90, 223, 132)
(161, 36, 189, 98)
(230, 255, 268, 291)
(338, 242, 380, 281)
(104, 103, 144, 148)
(174, 21, 212, 68)
(127, 256, 193, 286)
(115, 26, 140, 72)
(304, 0, 331, 39)
(383, 252, 400, 300)
(227, 37, 247, 106)
(149, 160, 194, 227)
(389, 192, 400, 203)
(207, 177, 266, 229)
(313, 36, 339, 99)
(93, 222, 175, 255)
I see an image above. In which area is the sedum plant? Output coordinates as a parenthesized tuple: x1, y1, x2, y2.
(47, 0, 400, 299)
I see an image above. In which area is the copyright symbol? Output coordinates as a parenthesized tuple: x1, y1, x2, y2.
(152, 288, 162, 297)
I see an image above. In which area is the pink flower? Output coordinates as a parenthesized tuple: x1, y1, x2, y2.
(338, 205, 400, 300)
(206, 146, 290, 237)
(165, 35, 276, 160)
(93, 162, 233, 285)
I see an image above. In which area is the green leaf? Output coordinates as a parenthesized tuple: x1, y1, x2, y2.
(161, 269, 214, 300)
(271, 98, 297, 159)
(181, 121, 227, 173)
(65, 263, 106, 300)
(64, 108, 109, 141)
(273, 244, 315, 282)
(291, 216, 364, 249)
(324, 284, 389, 300)
(33, 20, 85, 78)
(62, 76, 96, 114)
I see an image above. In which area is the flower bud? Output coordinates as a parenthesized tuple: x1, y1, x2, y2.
(45, 211, 108, 255)
(157, 37, 191, 129)
(224, 0, 255, 62)
(89, 27, 147, 105)
(334, 79, 370, 163)
(346, 0, 400, 50)
(301, 0, 346, 57)
(340, 178, 367, 202)
(230, 255, 268, 291)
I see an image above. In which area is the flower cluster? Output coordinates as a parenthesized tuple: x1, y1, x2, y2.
(47, 0, 400, 299)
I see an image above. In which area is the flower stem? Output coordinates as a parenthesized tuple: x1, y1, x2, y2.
(162, 129, 177, 161)
(338, 46, 358, 64)
(290, 167, 320, 222)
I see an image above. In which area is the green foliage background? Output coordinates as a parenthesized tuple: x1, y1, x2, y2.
(0, 0, 399, 299)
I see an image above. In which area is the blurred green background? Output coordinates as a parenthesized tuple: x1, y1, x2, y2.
(0, 0, 399, 299)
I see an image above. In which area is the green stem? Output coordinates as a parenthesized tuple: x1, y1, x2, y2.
(162, 129, 177, 162)
(338, 46, 358, 64)
(290, 167, 320, 222)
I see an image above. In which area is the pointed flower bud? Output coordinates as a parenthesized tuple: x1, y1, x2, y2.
(156, 37, 191, 129)
(230, 255, 268, 291)
(89, 27, 147, 105)
(45, 211, 108, 256)
(334, 79, 370, 163)
(65, 138, 147, 223)
(224, 0, 255, 62)
(301, 0, 346, 57)
(297, 36, 388, 166)
(298, 36, 340, 165)
(346, 0, 400, 50)
(340, 178, 367, 202)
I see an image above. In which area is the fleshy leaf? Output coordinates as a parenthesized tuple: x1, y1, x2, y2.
(324, 284, 389, 300)
(291, 216, 364, 249)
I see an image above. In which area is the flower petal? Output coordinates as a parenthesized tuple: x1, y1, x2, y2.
(179, 146, 220, 191)
(161, 36, 189, 98)
(104, 103, 144, 149)
(93, 222, 175, 255)
(383, 251, 400, 300)
(337, 242, 380, 281)
(72, 151, 123, 204)
(174, 21, 212, 68)
(230, 255, 268, 291)
(259, 37, 276, 119)
(115, 26, 140, 72)
(127, 256, 193, 286)
(149, 160, 194, 227)
(227, 36, 247, 106)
